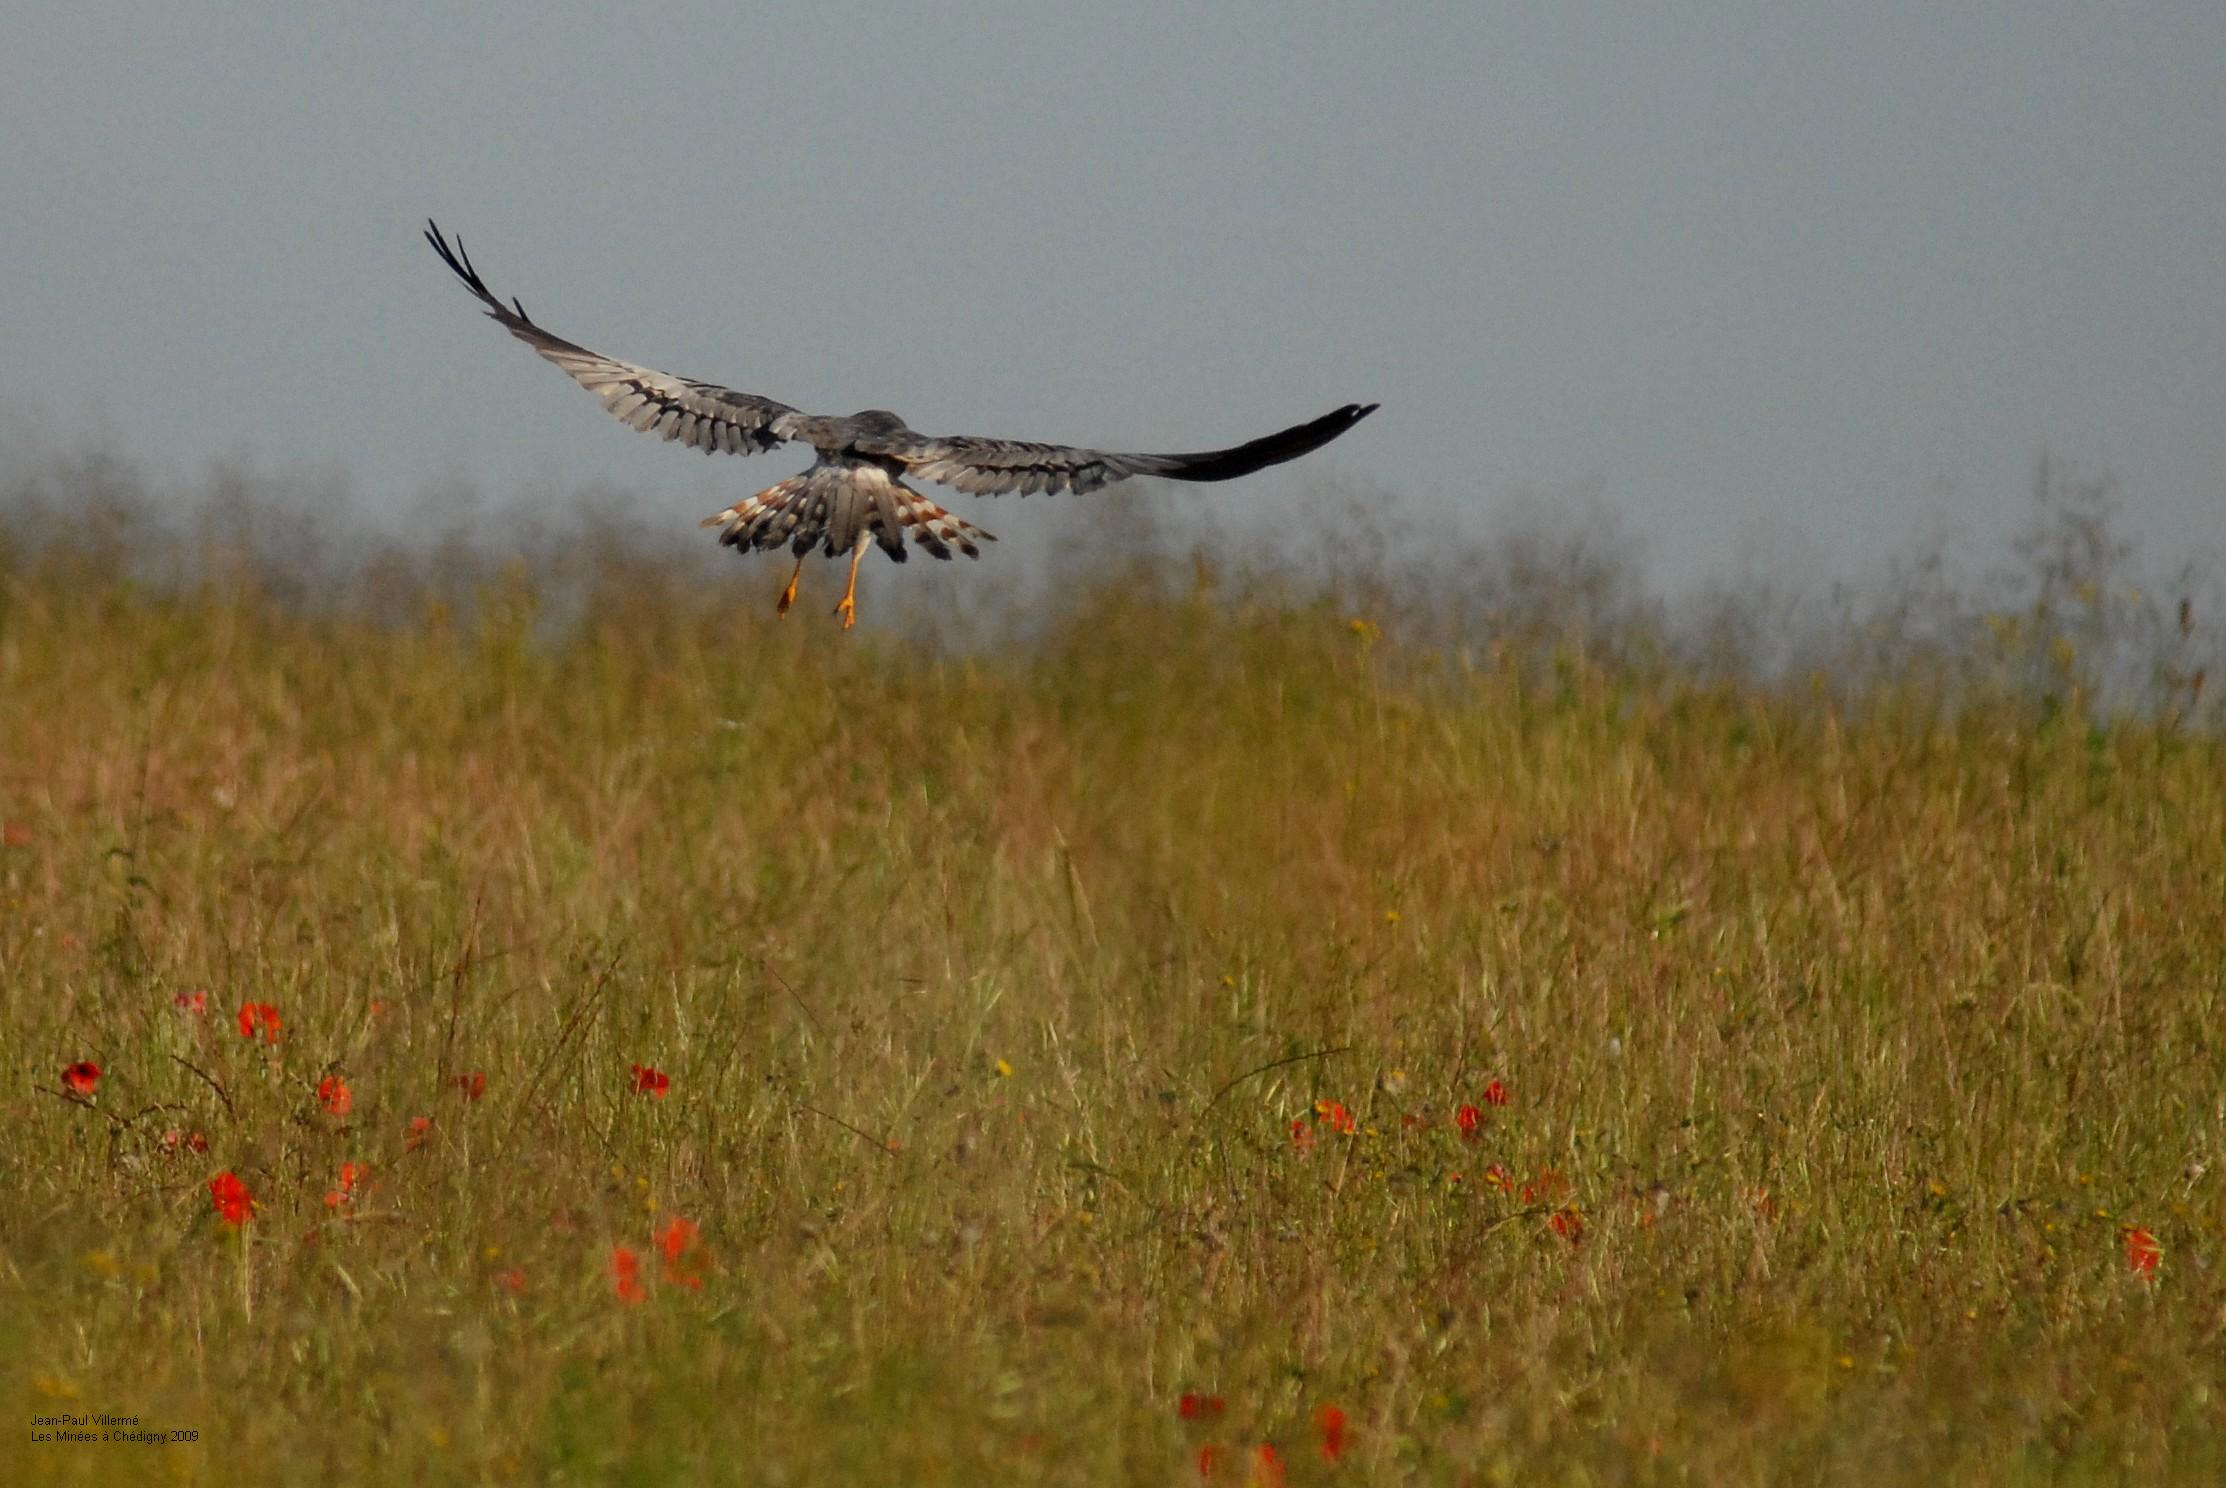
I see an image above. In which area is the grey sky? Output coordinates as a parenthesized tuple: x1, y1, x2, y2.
(5, 3, 2221, 592)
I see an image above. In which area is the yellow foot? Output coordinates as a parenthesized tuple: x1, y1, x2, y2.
(834, 534, 866, 631)
(776, 557, 804, 618)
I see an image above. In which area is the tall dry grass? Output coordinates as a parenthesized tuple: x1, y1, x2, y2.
(2, 458, 2222, 1483)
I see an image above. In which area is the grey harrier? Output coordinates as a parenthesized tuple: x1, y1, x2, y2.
(426, 221, 1376, 627)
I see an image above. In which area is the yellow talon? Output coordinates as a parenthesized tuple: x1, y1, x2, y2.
(835, 534, 867, 630)
(776, 556, 804, 618)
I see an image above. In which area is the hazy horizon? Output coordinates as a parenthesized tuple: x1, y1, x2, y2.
(5, 4, 2221, 598)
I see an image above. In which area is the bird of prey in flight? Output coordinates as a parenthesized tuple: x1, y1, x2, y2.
(426, 221, 1376, 627)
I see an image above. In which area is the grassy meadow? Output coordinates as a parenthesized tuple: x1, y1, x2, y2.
(3, 478, 2224, 1484)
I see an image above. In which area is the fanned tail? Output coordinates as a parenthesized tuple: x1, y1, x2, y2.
(703, 466, 996, 562)
(877, 479, 995, 559)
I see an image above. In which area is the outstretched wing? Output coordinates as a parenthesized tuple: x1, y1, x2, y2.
(882, 403, 1379, 496)
(425, 220, 803, 457)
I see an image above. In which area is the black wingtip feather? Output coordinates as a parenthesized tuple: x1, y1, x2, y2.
(1158, 401, 1381, 483)
(425, 218, 538, 328)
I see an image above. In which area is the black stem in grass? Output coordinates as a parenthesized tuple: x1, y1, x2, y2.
(516, 941, 624, 1114)
(761, 962, 824, 1034)
(794, 1100, 901, 1159)
(1198, 1045, 1352, 1116)
(171, 1056, 237, 1123)
(45, 1088, 140, 1129)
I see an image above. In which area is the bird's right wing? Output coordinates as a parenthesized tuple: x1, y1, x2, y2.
(425, 220, 803, 457)
(887, 403, 1379, 496)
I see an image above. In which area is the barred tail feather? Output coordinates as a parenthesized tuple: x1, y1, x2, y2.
(702, 466, 996, 563)
(883, 481, 996, 561)
(702, 474, 816, 554)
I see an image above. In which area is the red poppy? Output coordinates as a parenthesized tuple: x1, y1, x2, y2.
(609, 1245, 647, 1304)
(323, 1160, 363, 1210)
(450, 1071, 487, 1101)
(208, 1170, 254, 1225)
(1, 820, 29, 846)
(655, 1216, 698, 1265)
(62, 1061, 100, 1096)
(1483, 1163, 1514, 1195)
(1179, 1393, 1227, 1420)
(630, 1064, 671, 1099)
(1289, 1118, 1314, 1153)
(1251, 1443, 1286, 1487)
(405, 1115, 432, 1151)
(1197, 1443, 1220, 1480)
(1483, 1078, 1509, 1107)
(494, 1267, 527, 1295)
(162, 1128, 209, 1155)
(1549, 1205, 1585, 1245)
(236, 1001, 281, 1043)
(172, 989, 208, 1016)
(316, 1074, 353, 1118)
(1520, 1167, 1570, 1205)
(1314, 1100, 1354, 1135)
(1314, 1403, 1348, 1462)
(2124, 1226, 2162, 1281)
(655, 1217, 704, 1289)
(1454, 1103, 1482, 1140)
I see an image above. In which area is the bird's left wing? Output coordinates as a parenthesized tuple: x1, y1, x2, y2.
(425, 220, 803, 457)
(882, 403, 1379, 496)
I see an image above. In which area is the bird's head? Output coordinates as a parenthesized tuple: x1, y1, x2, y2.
(844, 409, 911, 437)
